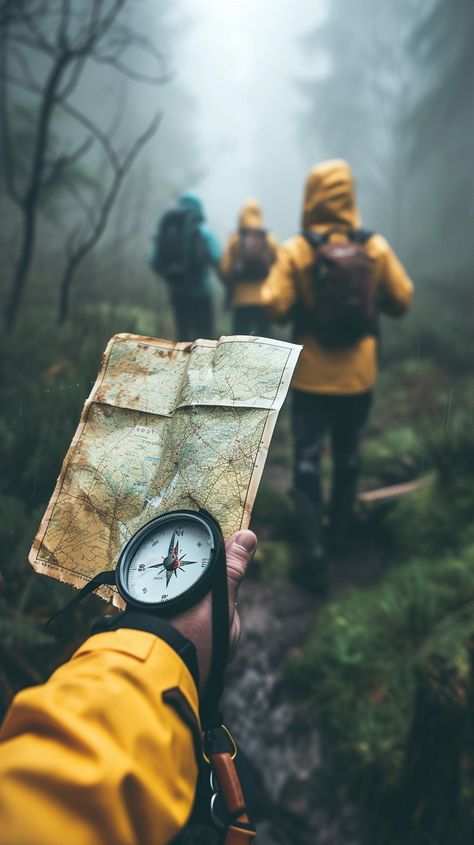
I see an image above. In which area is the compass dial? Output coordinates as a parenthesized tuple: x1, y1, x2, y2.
(116, 511, 217, 610)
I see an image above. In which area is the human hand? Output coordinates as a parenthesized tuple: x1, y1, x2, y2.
(169, 530, 257, 693)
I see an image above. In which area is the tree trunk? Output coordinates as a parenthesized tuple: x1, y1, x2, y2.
(3, 54, 68, 332)
(3, 203, 36, 331)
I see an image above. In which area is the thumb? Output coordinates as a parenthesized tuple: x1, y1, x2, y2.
(225, 529, 257, 606)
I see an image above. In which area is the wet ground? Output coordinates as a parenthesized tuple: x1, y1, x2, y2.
(223, 575, 360, 845)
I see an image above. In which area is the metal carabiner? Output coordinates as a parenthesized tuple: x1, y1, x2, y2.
(209, 768, 219, 795)
(210, 792, 227, 831)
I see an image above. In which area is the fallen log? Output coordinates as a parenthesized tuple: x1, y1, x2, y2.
(358, 474, 434, 504)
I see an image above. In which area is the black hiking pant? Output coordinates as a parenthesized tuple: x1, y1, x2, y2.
(171, 293, 214, 341)
(233, 305, 272, 337)
(292, 390, 373, 551)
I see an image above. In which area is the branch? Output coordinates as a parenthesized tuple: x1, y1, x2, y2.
(57, 0, 71, 50)
(58, 110, 161, 322)
(55, 52, 87, 100)
(87, 0, 126, 49)
(9, 44, 40, 91)
(17, 3, 56, 56)
(67, 110, 161, 266)
(91, 51, 171, 86)
(70, 0, 125, 56)
(7, 30, 49, 53)
(55, 98, 120, 171)
(3, 72, 42, 95)
(41, 134, 93, 192)
(92, 26, 170, 85)
(63, 178, 98, 223)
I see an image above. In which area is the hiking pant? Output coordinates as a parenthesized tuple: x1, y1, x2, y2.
(292, 390, 373, 548)
(233, 305, 271, 337)
(171, 293, 214, 341)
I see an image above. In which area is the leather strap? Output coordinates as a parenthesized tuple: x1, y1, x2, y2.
(210, 751, 256, 844)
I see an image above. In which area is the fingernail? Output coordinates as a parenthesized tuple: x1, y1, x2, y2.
(234, 530, 257, 553)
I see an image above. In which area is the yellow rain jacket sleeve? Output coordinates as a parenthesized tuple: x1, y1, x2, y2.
(221, 200, 279, 307)
(261, 160, 414, 395)
(0, 628, 200, 845)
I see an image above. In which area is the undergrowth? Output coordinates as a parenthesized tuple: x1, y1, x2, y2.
(293, 405, 474, 842)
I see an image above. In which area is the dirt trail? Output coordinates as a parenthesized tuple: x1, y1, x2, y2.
(223, 576, 358, 845)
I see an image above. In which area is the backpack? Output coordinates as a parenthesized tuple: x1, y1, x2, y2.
(302, 228, 376, 349)
(153, 206, 209, 286)
(229, 227, 274, 282)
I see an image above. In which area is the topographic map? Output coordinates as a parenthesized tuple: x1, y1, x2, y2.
(29, 333, 301, 604)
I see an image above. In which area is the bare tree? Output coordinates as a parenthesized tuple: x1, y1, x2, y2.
(0, 0, 167, 330)
(57, 111, 161, 323)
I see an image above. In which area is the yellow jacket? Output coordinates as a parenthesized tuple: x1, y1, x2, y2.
(221, 199, 279, 307)
(261, 160, 414, 394)
(0, 628, 200, 845)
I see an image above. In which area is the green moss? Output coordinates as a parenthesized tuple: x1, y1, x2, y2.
(292, 546, 474, 836)
(253, 540, 292, 581)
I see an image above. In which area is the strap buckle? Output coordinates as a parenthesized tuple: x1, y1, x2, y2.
(202, 722, 237, 764)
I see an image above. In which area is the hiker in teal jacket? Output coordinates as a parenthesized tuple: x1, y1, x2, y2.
(150, 192, 221, 341)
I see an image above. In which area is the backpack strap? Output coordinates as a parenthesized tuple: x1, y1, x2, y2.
(348, 228, 374, 245)
(301, 229, 328, 249)
(303, 228, 375, 247)
(238, 226, 267, 236)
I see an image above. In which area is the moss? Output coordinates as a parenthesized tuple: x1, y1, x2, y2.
(253, 540, 292, 581)
(292, 545, 474, 837)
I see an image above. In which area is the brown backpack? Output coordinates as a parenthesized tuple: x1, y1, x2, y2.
(302, 228, 377, 349)
(230, 227, 274, 282)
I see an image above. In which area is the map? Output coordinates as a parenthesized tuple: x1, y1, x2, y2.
(29, 334, 301, 605)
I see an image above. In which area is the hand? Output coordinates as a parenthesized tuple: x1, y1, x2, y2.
(168, 530, 257, 693)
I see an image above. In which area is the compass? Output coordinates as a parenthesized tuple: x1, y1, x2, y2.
(116, 509, 225, 616)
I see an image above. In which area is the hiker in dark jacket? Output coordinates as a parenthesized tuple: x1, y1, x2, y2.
(262, 159, 414, 586)
(149, 192, 221, 341)
(221, 199, 278, 335)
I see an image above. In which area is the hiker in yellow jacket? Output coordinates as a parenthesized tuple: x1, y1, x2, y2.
(261, 159, 413, 581)
(221, 199, 278, 335)
(0, 529, 257, 845)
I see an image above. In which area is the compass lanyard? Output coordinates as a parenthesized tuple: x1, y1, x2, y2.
(200, 542, 230, 729)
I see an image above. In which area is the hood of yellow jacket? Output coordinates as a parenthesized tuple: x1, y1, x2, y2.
(302, 159, 361, 230)
(239, 199, 264, 228)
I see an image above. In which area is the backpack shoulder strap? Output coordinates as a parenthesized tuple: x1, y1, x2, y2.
(301, 230, 328, 249)
(348, 228, 375, 245)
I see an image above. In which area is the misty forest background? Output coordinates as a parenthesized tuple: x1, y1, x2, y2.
(1, 1, 474, 844)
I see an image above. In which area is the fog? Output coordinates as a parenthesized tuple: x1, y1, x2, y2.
(169, 0, 325, 240)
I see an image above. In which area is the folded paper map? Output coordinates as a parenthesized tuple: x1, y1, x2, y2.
(29, 333, 301, 604)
